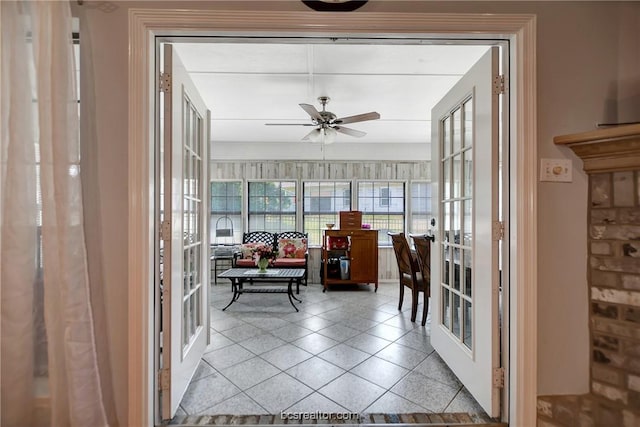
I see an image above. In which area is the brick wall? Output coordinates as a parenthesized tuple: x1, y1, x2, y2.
(589, 171, 640, 405)
(538, 170, 640, 426)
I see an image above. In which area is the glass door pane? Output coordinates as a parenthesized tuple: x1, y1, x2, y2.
(182, 96, 203, 353)
(439, 95, 474, 350)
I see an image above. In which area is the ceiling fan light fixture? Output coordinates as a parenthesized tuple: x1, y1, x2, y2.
(307, 128, 322, 143)
(323, 127, 337, 144)
(307, 127, 337, 144)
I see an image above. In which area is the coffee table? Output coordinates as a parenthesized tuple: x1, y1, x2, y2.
(218, 268, 305, 312)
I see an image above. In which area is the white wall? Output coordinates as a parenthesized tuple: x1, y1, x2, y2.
(75, 1, 640, 423)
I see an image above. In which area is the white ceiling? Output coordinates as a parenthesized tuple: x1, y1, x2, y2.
(173, 41, 490, 147)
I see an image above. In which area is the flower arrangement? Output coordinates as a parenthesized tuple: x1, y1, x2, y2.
(253, 244, 277, 271)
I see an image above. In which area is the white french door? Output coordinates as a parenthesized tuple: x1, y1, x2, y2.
(160, 43, 211, 420)
(430, 47, 501, 417)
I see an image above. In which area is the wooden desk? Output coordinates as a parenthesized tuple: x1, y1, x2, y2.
(218, 268, 305, 312)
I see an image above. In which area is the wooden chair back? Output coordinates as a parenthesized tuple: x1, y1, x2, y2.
(411, 234, 432, 285)
(389, 232, 422, 290)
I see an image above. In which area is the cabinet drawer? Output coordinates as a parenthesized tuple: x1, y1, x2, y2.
(340, 211, 362, 229)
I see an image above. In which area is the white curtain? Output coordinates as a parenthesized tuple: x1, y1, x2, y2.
(1, 2, 38, 425)
(1, 2, 113, 426)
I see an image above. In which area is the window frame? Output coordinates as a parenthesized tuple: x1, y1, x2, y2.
(247, 180, 297, 233)
(408, 180, 432, 235)
(207, 178, 421, 248)
(379, 187, 390, 207)
(210, 179, 243, 243)
(302, 180, 352, 247)
(356, 180, 406, 246)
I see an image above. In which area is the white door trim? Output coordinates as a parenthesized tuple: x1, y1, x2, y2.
(127, 9, 537, 427)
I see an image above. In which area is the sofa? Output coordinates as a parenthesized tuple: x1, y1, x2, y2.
(233, 231, 309, 286)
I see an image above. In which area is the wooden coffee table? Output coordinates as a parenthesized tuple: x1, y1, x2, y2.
(218, 268, 305, 312)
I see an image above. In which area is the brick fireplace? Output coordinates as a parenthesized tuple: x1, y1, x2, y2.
(537, 124, 640, 426)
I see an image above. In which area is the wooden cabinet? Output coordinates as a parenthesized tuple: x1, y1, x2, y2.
(322, 229, 378, 292)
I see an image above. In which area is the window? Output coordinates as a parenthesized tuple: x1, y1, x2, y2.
(303, 181, 352, 246)
(248, 181, 296, 233)
(357, 181, 405, 245)
(409, 181, 432, 234)
(379, 187, 390, 207)
(210, 181, 242, 243)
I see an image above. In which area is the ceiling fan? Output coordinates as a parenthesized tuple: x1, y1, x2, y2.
(265, 96, 380, 144)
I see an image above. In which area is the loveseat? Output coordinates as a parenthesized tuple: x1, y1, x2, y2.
(233, 231, 309, 286)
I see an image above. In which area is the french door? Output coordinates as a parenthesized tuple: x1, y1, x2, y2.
(430, 46, 502, 417)
(160, 43, 211, 420)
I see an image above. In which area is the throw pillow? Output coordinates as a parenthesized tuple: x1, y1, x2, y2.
(329, 236, 348, 250)
(240, 243, 260, 259)
(278, 238, 307, 259)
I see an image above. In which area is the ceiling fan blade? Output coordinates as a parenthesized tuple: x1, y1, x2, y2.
(299, 103, 323, 121)
(334, 111, 380, 125)
(265, 123, 315, 126)
(334, 126, 366, 138)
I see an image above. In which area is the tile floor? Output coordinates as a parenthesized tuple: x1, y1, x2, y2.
(176, 280, 486, 418)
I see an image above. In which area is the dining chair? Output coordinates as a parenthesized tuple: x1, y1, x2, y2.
(389, 232, 429, 326)
(410, 233, 432, 285)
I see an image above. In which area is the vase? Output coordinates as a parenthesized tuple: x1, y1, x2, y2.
(257, 257, 269, 273)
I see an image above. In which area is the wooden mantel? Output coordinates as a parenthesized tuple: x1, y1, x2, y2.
(554, 123, 640, 173)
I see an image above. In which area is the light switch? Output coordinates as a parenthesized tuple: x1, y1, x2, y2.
(540, 158, 572, 182)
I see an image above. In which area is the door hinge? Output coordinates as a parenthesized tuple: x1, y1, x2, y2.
(492, 221, 505, 241)
(158, 368, 170, 391)
(493, 367, 505, 388)
(493, 74, 506, 95)
(159, 72, 172, 93)
(159, 220, 171, 241)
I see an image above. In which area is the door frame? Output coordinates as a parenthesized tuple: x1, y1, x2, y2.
(128, 9, 537, 427)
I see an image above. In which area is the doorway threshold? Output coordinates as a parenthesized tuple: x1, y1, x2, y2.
(167, 412, 505, 426)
